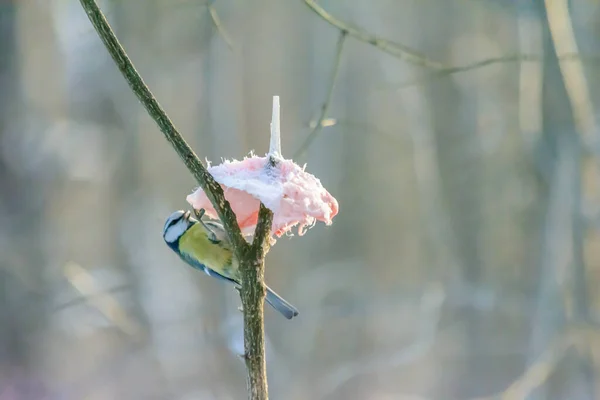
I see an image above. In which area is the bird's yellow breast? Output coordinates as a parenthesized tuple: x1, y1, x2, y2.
(178, 223, 238, 279)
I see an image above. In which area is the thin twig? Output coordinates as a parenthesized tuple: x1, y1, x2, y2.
(501, 333, 575, 400)
(294, 31, 346, 160)
(517, 11, 543, 149)
(63, 262, 141, 337)
(394, 54, 539, 89)
(78, 0, 246, 255)
(52, 284, 132, 313)
(304, 0, 600, 88)
(393, 53, 600, 90)
(208, 2, 234, 50)
(303, 0, 444, 69)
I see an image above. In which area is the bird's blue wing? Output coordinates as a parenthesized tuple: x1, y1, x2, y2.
(179, 251, 238, 285)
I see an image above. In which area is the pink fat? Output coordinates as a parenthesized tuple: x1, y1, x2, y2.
(186, 156, 338, 237)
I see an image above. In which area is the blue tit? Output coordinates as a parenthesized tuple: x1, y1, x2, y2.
(162, 210, 299, 320)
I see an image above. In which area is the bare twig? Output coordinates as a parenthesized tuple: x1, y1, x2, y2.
(393, 54, 539, 89)
(78, 0, 246, 255)
(207, 1, 234, 50)
(303, 0, 444, 69)
(304, 0, 600, 92)
(63, 262, 141, 337)
(501, 333, 575, 400)
(53, 284, 132, 313)
(294, 31, 346, 159)
(392, 53, 600, 90)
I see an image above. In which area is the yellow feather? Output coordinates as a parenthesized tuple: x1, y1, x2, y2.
(178, 223, 239, 280)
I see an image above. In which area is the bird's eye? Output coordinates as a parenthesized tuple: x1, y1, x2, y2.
(164, 215, 183, 232)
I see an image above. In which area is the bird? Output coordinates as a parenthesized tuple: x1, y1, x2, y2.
(162, 209, 299, 320)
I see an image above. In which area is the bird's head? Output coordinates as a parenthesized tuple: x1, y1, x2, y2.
(163, 210, 194, 246)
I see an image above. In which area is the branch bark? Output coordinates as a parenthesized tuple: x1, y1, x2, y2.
(78, 0, 246, 254)
(78, 1, 271, 398)
(303, 0, 444, 69)
(240, 203, 274, 400)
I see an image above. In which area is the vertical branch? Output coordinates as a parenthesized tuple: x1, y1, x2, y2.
(544, 0, 596, 316)
(545, 1, 597, 395)
(241, 96, 281, 400)
(241, 204, 272, 400)
(545, 0, 597, 140)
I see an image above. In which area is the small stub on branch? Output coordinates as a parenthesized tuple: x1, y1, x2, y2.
(269, 95, 282, 162)
(187, 97, 339, 239)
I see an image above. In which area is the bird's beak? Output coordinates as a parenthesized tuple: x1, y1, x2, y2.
(183, 210, 191, 220)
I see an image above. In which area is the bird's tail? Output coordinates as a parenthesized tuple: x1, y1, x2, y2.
(265, 286, 299, 320)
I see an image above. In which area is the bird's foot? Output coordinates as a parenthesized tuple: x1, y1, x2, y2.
(193, 208, 206, 220)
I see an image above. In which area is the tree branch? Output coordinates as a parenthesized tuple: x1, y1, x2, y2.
(78, 0, 246, 255)
(207, 1, 234, 50)
(237, 97, 281, 400)
(239, 204, 273, 400)
(303, 0, 600, 87)
(303, 0, 444, 69)
(294, 30, 346, 160)
(392, 53, 600, 90)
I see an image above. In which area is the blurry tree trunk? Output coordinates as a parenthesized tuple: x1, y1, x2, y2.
(546, 0, 597, 396)
(418, 3, 485, 397)
(106, 1, 175, 398)
(126, 1, 241, 397)
(569, 131, 596, 400)
(44, 1, 133, 397)
(525, 2, 595, 399)
(0, 0, 28, 384)
(317, 16, 370, 399)
(0, 4, 51, 398)
(538, 1, 596, 398)
(198, 1, 247, 397)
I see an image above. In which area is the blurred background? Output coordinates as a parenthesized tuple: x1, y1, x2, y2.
(1, 0, 600, 399)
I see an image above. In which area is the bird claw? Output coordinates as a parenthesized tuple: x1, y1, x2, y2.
(193, 208, 206, 220)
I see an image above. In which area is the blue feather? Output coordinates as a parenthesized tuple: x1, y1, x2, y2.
(179, 251, 237, 285)
(265, 286, 299, 320)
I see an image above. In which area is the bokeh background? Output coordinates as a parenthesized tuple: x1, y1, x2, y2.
(2, 0, 600, 399)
